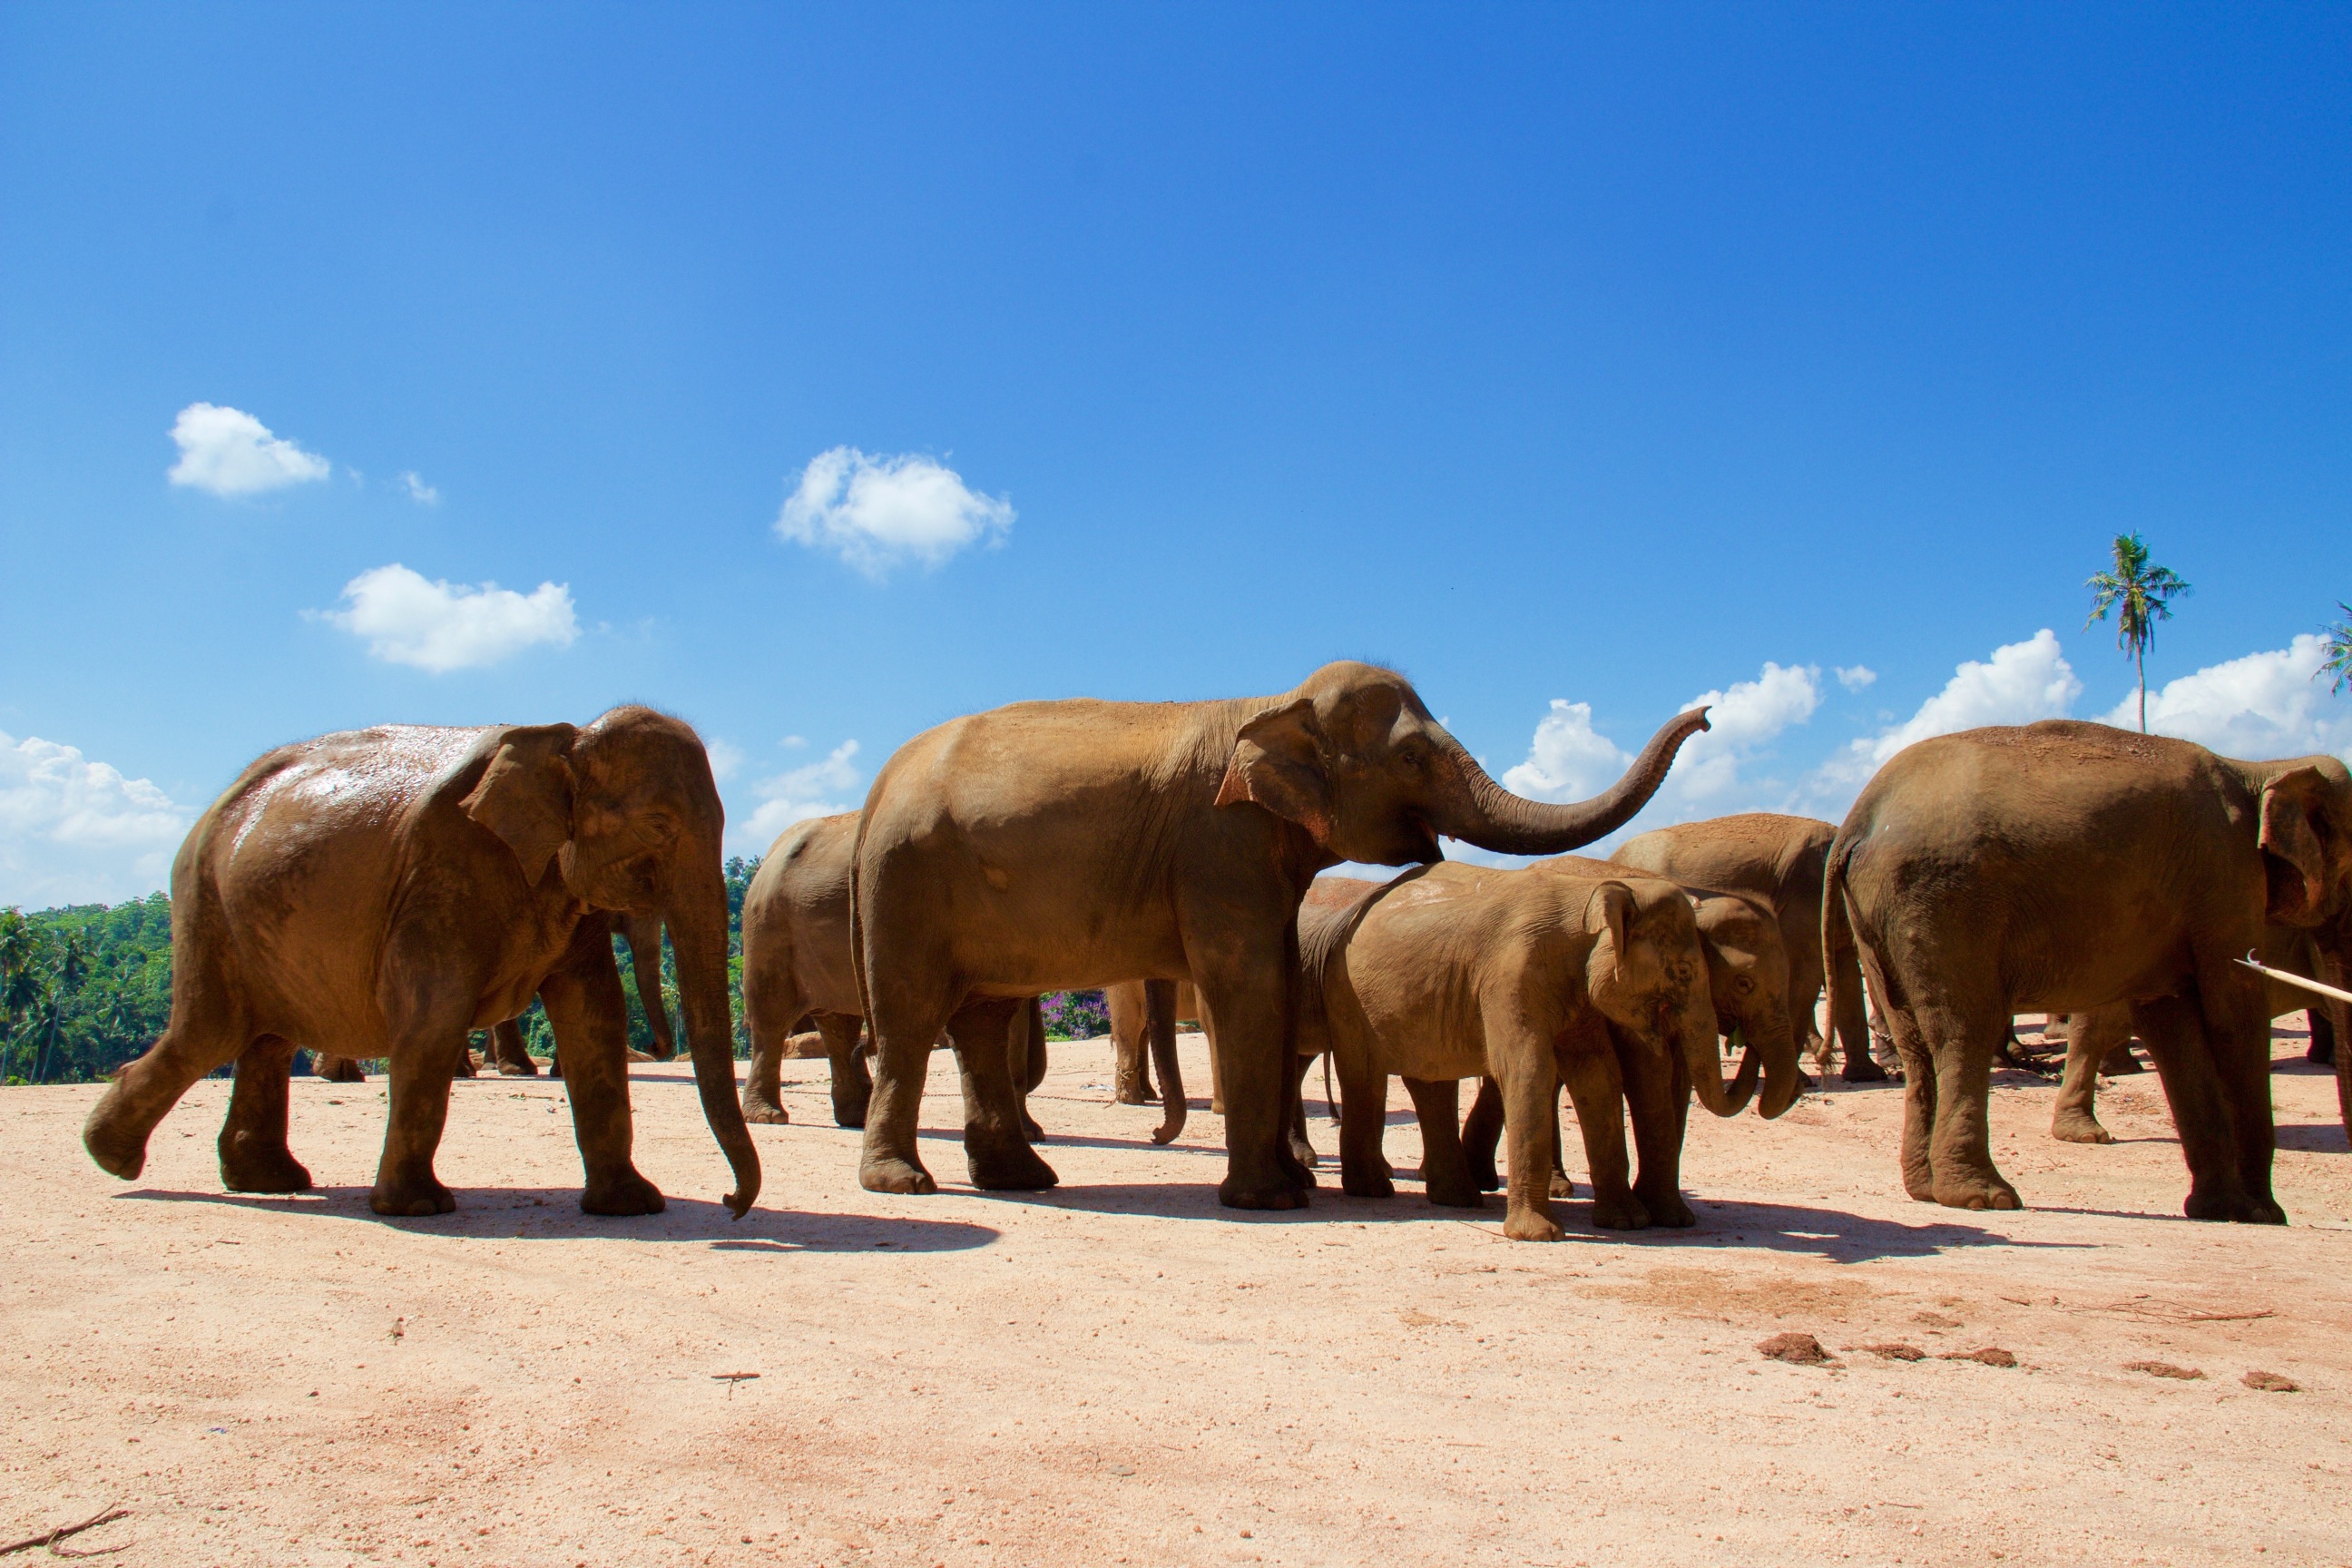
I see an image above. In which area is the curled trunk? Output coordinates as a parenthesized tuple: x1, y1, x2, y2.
(1683, 987, 1754, 1117)
(1745, 1006, 1803, 1120)
(666, 882, 760, 1216)
(1429, 709, 1710, 857)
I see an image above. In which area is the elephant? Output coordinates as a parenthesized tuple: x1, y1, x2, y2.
(2050, 925, 2337, 1145)
(1610, 812, 1887, 1082)
(315, 912, 677, 1083)
(1107, 979, 1204, 1106)
(1458, 857, 1808, 1200)
(848, 661, 1710, 1207)
(81, 708, 760, 1220)
(1292, 858, 1729, 1240)
(1105, 975, 1331, 1161)
(738, 810, 1049, 1131)
(1825, 720, 2352, 1221)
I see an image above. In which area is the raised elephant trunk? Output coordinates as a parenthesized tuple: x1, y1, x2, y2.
(1428, 710, 1711, 857)
(665, 876, 760, 1217)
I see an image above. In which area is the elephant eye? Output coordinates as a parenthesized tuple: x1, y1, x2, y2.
(1733, 974, 1754, 994)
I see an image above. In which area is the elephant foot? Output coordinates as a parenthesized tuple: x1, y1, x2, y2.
(1340, 1165, 1396, 1200)
(1635, 1188, 1697, 1228)
(2184, 1189, 2287, 1225)
(370, 1176, 456, 1217)
(1933, 1174, 2023, 1211)
(1503, 1207, 1564, 1242)
(2050, 1108, 2115, 1145)
(2308, 1038, 2335, 1068)
(1588, 1191, 1651, 1230)
(220, 1140, 313, 1193)
(582, 1168, 667, 1216)
(741, 1093, 791, 1127)
(1218, 1173, 1312, 1210)
(859, 1154, 939, 1195)
(1289, 1132, 1320, 1171)
(1465, 1159, 1502, 1193)
(2102, 1046, 2145, 1075)
(1210, 1094, 1227, 1117)
(829, 1087, 870, 1129)
(1020, 1109, 1046, 1142)
(1423, 1175, 1485, 1210)
(496, 1057, 539, 1077)
(1842, 1055, 1890, 1084)
(1113, 1081, 1154, 1107)
(82, 1106, 150, 1181)
(966, 1140, 1059, 1191)
(1548, 1171, 1575, 1200)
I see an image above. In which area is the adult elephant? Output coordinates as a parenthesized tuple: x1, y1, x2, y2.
(1611, 812, 1886, 1081)
(2049, 926, 2337, 1145)
(82, 709, 760, 1219)
(1826, 720, 2352, 1221)
(850, 662, 1710, 1207)
(738, 811, 1049, 1130)
(1296, 859, 1729, 1239)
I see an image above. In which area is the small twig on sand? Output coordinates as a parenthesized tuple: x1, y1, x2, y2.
(0, 1504, 129, 1558)
(712, 1372, 760, 1398)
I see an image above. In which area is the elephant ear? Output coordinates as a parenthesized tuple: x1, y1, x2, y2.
(1583, 881, 1636, 1012)
(1215, 699, 1333, 846)
(460, 723, 580, 887)
(2259, 766, 2334, 924)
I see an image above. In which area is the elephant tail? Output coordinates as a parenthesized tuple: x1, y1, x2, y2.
(1820, 827, 1857, 1069)
(1148, 978, 1187, 1145)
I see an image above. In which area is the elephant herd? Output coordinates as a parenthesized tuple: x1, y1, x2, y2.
(77, 662, 2352, 1237)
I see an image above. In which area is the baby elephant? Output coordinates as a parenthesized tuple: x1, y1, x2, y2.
(1294, 859, 1726, 1240)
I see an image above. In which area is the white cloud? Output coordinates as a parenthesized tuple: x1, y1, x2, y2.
(398, 471, 441, 505)
(704, 739, 747, 783)
(1500, 700, 1632, 805)
(2102, 634, 2352, 761)
(318, 564, 580, 673)
(1835, 665, 1877, 691)
(729, 740, 862, 854)
(1501, 662, 1823, 820)
(167, 402, 331, 496)
(1807, 630, 2083, 809)
(0, 731, 192, 906)
(776, 447, 1014, 577)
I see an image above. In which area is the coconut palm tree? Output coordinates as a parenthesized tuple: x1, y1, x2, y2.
(34, 928, 91, 1083)
(0, 915, 48, 1083)
(2319, 603, 2352, 696)
(2086, 533, 2192, 733)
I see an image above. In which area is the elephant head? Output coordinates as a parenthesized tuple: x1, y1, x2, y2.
(1578, 878, 1747, 1116)
(1688, 891, 1803, 1120)
(2256, 756, 2352, 1128)
(457, 707, 759, 1215)
(1217, 662, 1709, 867)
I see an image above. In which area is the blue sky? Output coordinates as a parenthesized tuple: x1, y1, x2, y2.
(4, 3, 2348, 904)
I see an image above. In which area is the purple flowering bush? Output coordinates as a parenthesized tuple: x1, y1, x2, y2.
(1040, 989, 1111, 1041)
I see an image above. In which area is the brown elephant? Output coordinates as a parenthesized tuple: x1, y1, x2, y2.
(2050, 925, 2337, 1145)
(1610, 812, 1886, 1082)
(849, 662, 1709, 1207)
(82, 708, 760, 1219)
(1294, 858, 1729, 1239)
(1107, 979, 1203, 1105)
(1104, 976, 1329, 1161)
(1826, 720, 2352, 1221)
(738, 810, 1049, 1131)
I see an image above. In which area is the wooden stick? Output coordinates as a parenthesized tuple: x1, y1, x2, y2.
(0, 1505, 127, 1558)
(2235, 955, 2352, 1006)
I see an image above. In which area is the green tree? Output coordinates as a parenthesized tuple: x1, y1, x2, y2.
(2318, 602, 2352, 696)
(1, 913, 50, 1083)
(35, 927, 92, 1083)
(2085, 533, 2192, 733)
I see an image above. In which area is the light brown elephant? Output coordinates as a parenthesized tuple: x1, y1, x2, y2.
(2050, 925, 2337, 1145)
(738, 810, 1048, 1131)
(849, 662, 1709, 1206)
(1107, 979, 1203, 1104)
(1826, 720, 2352, 1221)
(82, 709, 759, 1219)
(1294, 859, 1728, 1239)
(1611, 812, 1886, 1081)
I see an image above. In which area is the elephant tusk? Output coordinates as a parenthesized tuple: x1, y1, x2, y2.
(2237, 954, 2352, 1006)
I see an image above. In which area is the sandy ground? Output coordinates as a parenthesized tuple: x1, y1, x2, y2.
(3, 1024, 2348, 1568)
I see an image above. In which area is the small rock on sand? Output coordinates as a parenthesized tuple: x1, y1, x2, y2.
(2124, 1360, 2203, 1381)
(1757, 1332, 1833, 1365)
(2241, 1370, 2299, 1393)
(1939, 1347, 2018, 1367)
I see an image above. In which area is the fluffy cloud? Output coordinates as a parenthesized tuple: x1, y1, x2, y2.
(1835, 665, 1877, 692)
(0, 731, 192, 906)
(776, 447, 1014, 577)
(1501, 662, 1824, 819)
(1806, 630, 2083, 810)
(397, 471, 441, 505)
(318, 564, 580, 673)
(729, 740, 863, 854)
(2102, 634, 2352, 761)
(167, 403, 331, 496)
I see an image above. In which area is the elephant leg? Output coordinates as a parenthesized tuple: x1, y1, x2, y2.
(1912, 998, 2022, 1211)
(315, 1052, 368, 1082)
(1181, 901, 1311, 1210)
(1288, 1051, 1319, 1168)
(818, 1014, 871, 1128)
(1108, 984, 1155, 1105)
(453, 1036, 477, 1078)
(219, 1033, 312, 1192)
(2052, 1008, 2124, 1144)
(1403, 1076, 1479, 1209)
(858, 976, 956, 1197)
(739, 1006, 794, 1128)
(1012, 997, 1048, 1142)
(83, 955, 252, 1182)
(949, 995, 1057, 1191)
(1145, 979, 1186, 1146)
(536, 921, 663, 1217)
(1461, 1075, 1504, 1191)
(1337, 1060, 1394, 1200)
(369, 1028, 466, 1218)
(1883, 1004, 1939, 1201)
(1494, 1043, 1564, 1241)
(491, 1019, 537, 1076)
(1210, 1026, 1228, 1118)
(2309, 1003, 2337, 1068)
(1623, 1040, 1697, 1229)
(1560, 1044, 1643, 1230)
(1828, 938, 1887, 1083)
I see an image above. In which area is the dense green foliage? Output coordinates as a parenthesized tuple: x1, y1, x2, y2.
(2, 852, 1104, 1083)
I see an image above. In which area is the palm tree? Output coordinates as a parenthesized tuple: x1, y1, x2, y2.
(0, 911, 41, 1082)
(34, 928, 91, 1083)
(2086, 533, 2192, 733)
(2319, 603, 2352, 696)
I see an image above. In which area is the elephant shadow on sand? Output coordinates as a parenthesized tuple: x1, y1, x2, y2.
(117, 1187, 999, 1252)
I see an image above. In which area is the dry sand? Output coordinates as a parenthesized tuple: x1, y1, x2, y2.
(3, 1024, 2347, 1567)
